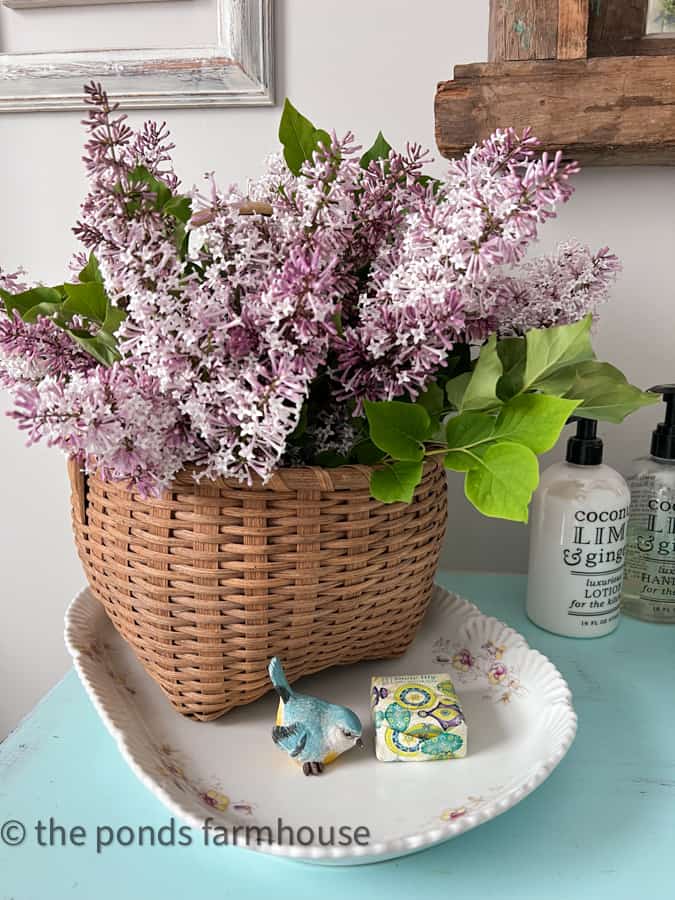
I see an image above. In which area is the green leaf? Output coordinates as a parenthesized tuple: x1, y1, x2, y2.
(444, 395, 577, 468)
(58, 282, 124, 362)
(464, 442, 539, 523)
(0, 275, 123, 367)
(354, 440, 386, 465)
(332, 308, 344, 336)
(370, 460, 424, 504)
(364, 400, 431, 461)
(162, 195, 192, 223)
(564, 361, 660, 423)
(444, 412, 496, 471)
(417, 382, 445, 416)
(127, 164, 172, 209)
(496, 336, 526, 400)
(359, 131, 392, 168)
(62, 281, 108, 324)
(533, 367, 579, 396)
(173, 221, 187, 257)
(67, 331, 120, 366)
(418, 174, 443, 194)
(278, 99, 331, 176)
(1, 285, 63, 321)
(78, 253, 103, 284)
(460, 333, 503, 412)
(445, 372, 471, 411)
(20, 302, 65, 323)
(523, 315, 595, 392)
(445, 410, 495, 449)
(101, 302, 126, 336)
(444, 450, 478, 472)
(494, 394, 580, 454)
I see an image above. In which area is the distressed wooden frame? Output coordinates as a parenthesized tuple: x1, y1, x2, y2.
(0, 0, 274, 112)
(435, 0, 675, 165)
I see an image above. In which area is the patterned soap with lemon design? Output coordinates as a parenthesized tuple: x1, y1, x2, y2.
(371, 674, 467, 762)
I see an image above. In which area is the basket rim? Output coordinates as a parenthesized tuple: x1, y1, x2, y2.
(76, 457, 444, 494)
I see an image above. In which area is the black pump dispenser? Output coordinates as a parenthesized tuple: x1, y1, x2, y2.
(649, 385, 675, 461)
(566, 417, 603, 466)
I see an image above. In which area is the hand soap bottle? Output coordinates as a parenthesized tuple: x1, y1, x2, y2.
(526, 418, 631, 638)
(622, 385, 675, 623)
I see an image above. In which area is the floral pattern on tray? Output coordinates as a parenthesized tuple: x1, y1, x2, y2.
(84, 641, 256, 820)
(440, 786, 506, 823)
(432, 637, 528, 705)
(153, 742, 256, 817)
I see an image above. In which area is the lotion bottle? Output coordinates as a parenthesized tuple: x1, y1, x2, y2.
(622, 385, 675, 623)
(526, 418, 631, 638)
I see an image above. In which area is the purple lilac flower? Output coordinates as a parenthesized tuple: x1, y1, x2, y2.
(10, 364, 191, 495)
(490, 242, 621, 334)
(0, 267, 30, 295)
(334, 129, 579, 404)
(0, 86, 620, 492)
(0, 312, 94, 389)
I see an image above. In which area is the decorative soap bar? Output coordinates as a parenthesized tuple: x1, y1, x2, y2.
(371, 674, 467, 762)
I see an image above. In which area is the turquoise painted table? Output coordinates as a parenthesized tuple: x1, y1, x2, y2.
(1, 572, 673, 899)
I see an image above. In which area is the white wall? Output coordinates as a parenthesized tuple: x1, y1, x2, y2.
(0, 0, 673, 737)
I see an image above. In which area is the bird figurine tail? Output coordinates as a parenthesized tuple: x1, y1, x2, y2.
(268, 656, 292, 703)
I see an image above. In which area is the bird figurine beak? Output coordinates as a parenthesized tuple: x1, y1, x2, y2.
(356, 737, 364, 749)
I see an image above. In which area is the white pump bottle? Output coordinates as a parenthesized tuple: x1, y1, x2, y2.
(526, 418, 631, 638)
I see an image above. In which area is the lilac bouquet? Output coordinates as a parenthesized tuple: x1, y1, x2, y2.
(0, 84, 655, 521)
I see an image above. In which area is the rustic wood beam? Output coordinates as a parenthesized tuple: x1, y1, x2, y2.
(435, 55, 675, 166)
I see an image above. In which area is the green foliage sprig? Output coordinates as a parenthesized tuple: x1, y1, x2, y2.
(364, 316, 657, 521)
(0, 167, 193, 367)
(0, 254, 123, 366)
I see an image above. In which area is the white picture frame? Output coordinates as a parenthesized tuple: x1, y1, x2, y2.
(0, 0, 274, 112)
(3, 0, 172, 8)
(646, 0, 675, 34)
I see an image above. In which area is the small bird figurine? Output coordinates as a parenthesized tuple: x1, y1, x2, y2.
(268, 657, 364, 775)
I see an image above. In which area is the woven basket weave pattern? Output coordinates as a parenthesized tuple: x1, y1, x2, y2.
(68, 459, 448, 721)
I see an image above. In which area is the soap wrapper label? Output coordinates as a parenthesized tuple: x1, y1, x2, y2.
(371, 673, 467, 762)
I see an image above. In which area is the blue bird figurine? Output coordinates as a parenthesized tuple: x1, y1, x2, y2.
(268, 657, 364, 775)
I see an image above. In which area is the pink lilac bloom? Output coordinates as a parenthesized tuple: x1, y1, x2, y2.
(73, 82, 181, 303)
(0, 267, 94, 391)
(10, 364, 190, 495)
(0, 267, 30, 295)
(334, 129, 580, 404)
(489, 241, 621, 334)
(0, 312, 94, 389)
(0, 85, 620, 492)
(71, 93, 352, 483)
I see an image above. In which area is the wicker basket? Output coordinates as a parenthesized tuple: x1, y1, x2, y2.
(68, 458, 448, 721)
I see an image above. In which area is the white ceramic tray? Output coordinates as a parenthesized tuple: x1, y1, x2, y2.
(64, 585, 577, 865)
